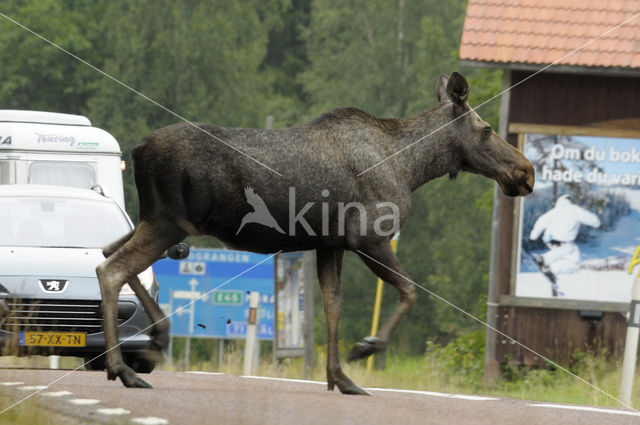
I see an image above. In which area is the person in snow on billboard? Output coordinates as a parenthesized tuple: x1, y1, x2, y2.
(529, 194, 601, 284)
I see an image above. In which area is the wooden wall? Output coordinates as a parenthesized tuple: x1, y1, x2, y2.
(493, 70, 640, 366)
(495, 307, 628, 365)
(509, 71, 640, 126)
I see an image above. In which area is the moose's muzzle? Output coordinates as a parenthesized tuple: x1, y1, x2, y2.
(498, 162, 535, 197)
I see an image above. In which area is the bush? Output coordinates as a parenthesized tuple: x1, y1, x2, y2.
(424, 329, 485, 387)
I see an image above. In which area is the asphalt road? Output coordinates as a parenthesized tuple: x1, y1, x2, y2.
(0, 368, 639, 425)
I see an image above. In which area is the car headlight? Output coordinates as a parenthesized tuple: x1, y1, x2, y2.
(119, 267, 154, 296)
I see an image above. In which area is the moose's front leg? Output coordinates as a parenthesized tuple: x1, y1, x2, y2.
(316, 248, 370, 396)
(348, 242, 416, 362)
(96, 261, 152, 388)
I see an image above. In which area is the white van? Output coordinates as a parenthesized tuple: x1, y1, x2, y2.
(0, 110, 126, 209)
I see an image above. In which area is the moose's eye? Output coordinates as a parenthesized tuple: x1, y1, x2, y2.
(483, 126, 492, 137)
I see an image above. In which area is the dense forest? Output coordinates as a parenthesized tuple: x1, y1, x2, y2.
(0, 0, 504, 354)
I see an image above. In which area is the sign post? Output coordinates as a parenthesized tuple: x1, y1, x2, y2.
(621, 245, 640, 405)
(367, 233, 399, 372)
(243, 291, 260, 376)
(170, 279, 203, 370)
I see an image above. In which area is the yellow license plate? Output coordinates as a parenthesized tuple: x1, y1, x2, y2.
(19, 332, 86, 347)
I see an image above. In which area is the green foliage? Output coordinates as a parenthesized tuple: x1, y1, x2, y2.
(301, 0, 469, 119)
(263, 0, 313, 127)
(425, 329, 485, 385)
(463, 67, 503, 129)
(491, 349, 628, 407)
(418, 337, 630, 408)
(0, 1, 103, 113)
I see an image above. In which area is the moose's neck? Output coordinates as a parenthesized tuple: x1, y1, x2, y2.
(394, 106, 461, 192)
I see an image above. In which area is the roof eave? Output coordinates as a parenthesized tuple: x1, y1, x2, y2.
(460, 59, 640, 78)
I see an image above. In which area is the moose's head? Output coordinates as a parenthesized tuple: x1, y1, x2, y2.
(436, 72, 534, 197)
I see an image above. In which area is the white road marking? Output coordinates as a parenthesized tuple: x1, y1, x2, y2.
(0, 382, 24, 386)
(96, 407, 130, 416)
(131, 416, 169, 425)
(68, 398, 100, 405)
(241, 375, 325, 385)
(41, 390, 73, 397)
(240, 375, 498, 400)
(186, 371, 224, 376)
(18, 385, 47, 391)
(529, 403, 640, 417)
(368, 387, 499, 401)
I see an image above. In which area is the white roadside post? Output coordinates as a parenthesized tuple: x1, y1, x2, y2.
(243, 292, 260, 376)
(621, 245, 640, 406)
(49, 355, 60, 369)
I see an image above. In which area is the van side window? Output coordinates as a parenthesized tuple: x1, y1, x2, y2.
(29, 161, 95, 189)
(0, 161, 11, 184)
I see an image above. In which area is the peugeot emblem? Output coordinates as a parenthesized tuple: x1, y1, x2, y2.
(38, 279, 69, 294)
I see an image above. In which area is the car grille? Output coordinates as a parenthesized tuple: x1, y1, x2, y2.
(1, 299, 136, 334)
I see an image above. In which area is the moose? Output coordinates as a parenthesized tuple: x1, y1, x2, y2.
(96, 72, 534, 394)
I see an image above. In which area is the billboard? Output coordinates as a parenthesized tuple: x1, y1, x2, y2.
(274, 251, 314, 363)
(275, 253, 306, 349)
(516, 133, 640, 303)
(154, 248, 274, 339)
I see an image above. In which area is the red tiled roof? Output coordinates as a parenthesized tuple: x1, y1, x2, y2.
(460, 0, 640, 69)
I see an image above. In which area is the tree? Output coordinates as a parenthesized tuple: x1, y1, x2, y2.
(0, 0, 105, 113)
(301, 0, 471, 119)
(262, 0, 313, 127)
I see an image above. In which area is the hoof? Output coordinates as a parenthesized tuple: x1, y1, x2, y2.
(347, 336, 386, 362)
(340, 383, 371, 396)
(108, 363, 153, 389)
(327, 368, 371, 396)
(125, 376, 153, 389)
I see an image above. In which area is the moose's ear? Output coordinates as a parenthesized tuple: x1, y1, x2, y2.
(446, 72, 469, 106)
(436, 74, 449, 103)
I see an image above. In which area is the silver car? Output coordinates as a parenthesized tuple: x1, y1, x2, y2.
(0, 184, 158, 372)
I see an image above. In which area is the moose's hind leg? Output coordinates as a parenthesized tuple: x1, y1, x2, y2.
(95, 221, 185, 388)
(316, 248, 370, 396)
(102, 230, 135, 258)
(127, 275, 170, 362)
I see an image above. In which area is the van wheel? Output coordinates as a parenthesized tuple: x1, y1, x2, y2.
(84, 354, 106, 371)
(125, 354, 155, 374)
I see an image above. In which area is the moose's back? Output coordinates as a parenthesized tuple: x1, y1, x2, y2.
(130, 116, 409, 252)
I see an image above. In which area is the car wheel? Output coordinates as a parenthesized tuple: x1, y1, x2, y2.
(125, 354, 155, 374)
(84, 354, 106, 371)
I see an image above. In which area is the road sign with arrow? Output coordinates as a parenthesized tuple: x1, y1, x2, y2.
(155, 248, 275, 339)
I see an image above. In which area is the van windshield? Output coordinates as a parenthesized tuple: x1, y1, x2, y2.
(0, 196, 131, 248)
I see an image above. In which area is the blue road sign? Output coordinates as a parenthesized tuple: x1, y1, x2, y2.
(154, 248, 274, 339)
